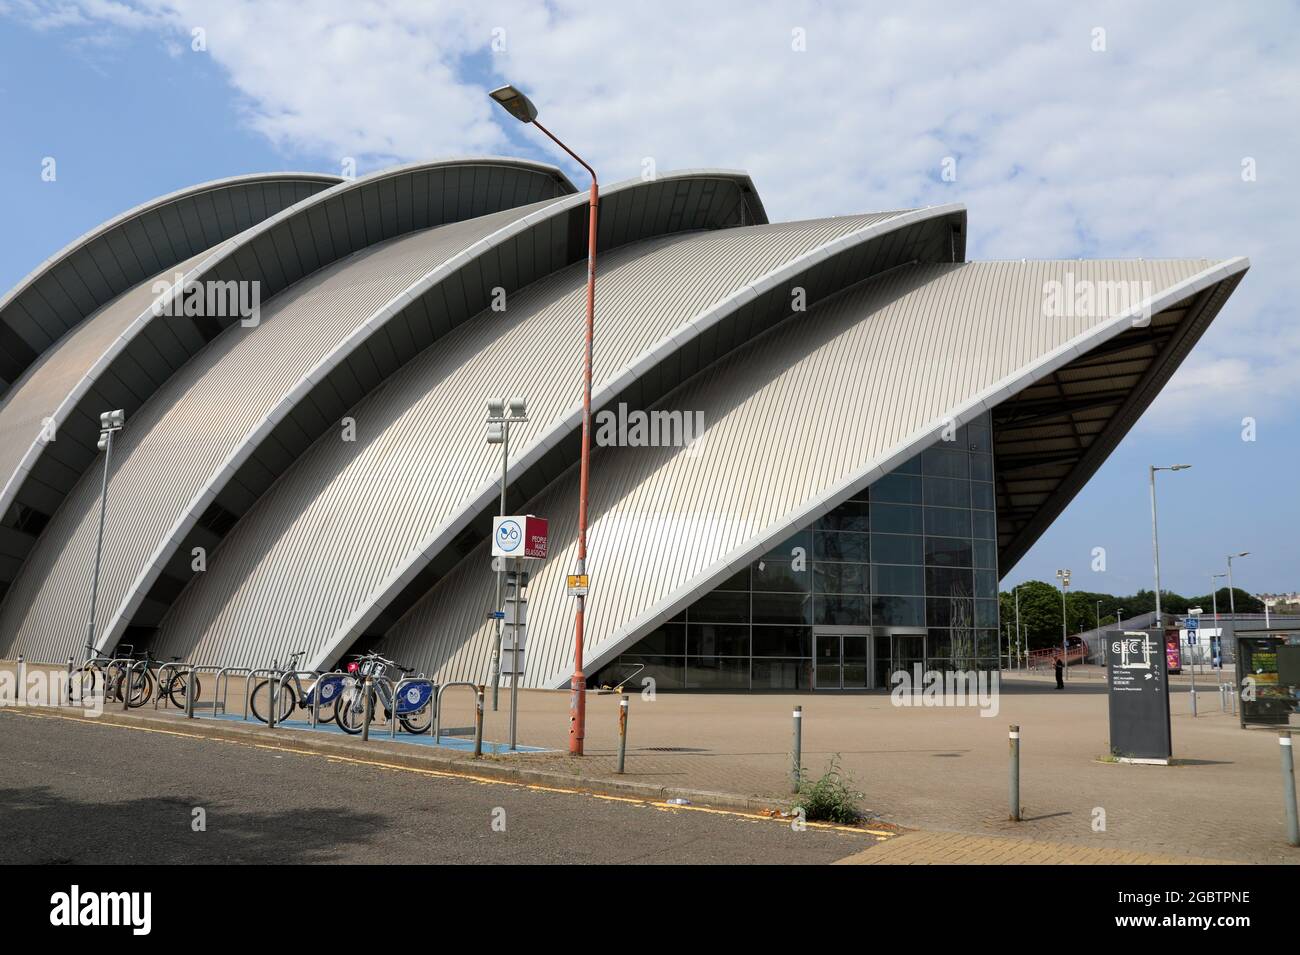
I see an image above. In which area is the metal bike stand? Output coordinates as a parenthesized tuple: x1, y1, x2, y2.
(153, 662, 189, 710)
(433, 681, 481, 745)
(309, 670, 349, 729)
(245, 668, 283, 727)
(389, 677, 437, 739)
(213, 666, 254, 719)
(178, 664, 231, 719)
(105, 657, 142, 711)
(276, 670, 325, 727)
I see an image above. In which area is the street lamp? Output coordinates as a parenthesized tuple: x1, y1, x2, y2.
(1055, 569, 1071, 679)
(486, 397, 529, 712)
(490, 84, 599, 756)
(1226, 551, 1249, 649)
(86, 409, 125, 658)
(1210, 573, 1226, 682)
(1148, 464, 1191, 630)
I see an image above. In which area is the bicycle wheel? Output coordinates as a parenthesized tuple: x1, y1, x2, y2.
(400, 705, 432, 734)
(334, 685, 374, 735)
(124, 668, 153, 708)
(249, 680, 295, 724)
(167, 673, 201, 710)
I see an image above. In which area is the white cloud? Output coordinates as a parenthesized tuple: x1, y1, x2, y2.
(6, 0, 1299, 428)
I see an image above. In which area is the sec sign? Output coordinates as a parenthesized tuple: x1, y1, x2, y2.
(492, 515, 548, 559)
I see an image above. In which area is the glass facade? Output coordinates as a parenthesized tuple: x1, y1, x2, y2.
(592, 414, 1000, 691)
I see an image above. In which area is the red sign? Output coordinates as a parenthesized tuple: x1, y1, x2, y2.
(522, 515, 548, 559)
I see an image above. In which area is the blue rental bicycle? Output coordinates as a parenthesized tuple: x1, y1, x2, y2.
(335, 652, 434, 734)
(249, 651, 349, 725)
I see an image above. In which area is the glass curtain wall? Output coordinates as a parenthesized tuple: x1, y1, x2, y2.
(592, 414, 1000, 690)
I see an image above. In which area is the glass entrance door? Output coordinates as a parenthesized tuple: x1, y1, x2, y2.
(815, 632, 872, 689)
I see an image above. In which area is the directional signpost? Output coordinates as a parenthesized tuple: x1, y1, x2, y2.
(491, 515, 548, 750)
(1107, 630, 1173, 763)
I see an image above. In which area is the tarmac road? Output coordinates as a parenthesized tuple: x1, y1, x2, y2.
(0, 709, 876, 865)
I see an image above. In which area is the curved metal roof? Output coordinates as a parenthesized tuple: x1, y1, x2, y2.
(0, 158, 575, 604)
(0, 168, 768, 665)
(0, 172, 339, 395)
(373, 257, 1247, 687)
(146, 207, 962, 669)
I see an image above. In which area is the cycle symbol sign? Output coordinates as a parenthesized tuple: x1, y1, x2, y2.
(496, 519, 522, 552)
(492, 514, 548, 558)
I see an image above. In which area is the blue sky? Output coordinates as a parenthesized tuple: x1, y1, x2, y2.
(1, 1, 1296, 597)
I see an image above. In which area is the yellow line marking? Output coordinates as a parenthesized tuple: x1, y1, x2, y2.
(2, 708, 891, 838)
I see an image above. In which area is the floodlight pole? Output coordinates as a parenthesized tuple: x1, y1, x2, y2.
(86, 412, 124, 659)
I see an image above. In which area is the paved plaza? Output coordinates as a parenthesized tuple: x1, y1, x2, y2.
(5, 661, 1295, 863)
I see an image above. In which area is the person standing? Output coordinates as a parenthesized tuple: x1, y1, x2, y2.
(1054, 654, 1065, 690)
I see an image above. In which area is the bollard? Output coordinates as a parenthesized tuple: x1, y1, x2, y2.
(1189, 687, 1197, 717)
(185, 667, 197, 719)
(791, 705, 803, 794)
(1282, 731, 1298, 848)
(361, 675, 373, 742)
(474, 686, 485, 758)
(1009, 724, 1021, 821)
(616, 695, 629, 774)
(15, 655, 23, 707)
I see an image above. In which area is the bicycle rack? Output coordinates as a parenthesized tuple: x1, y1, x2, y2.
(105, 657, 146, 711)
(182, 664, 234, 719)
(211, 666, 253, 719)
(308, 670, 351, 727)
(245, 668, 284, 727)
(152, 662, 190, 710)
(433, 681, 480, 744)
(275, 669, 330, 728)
(389, 676, 437, 739)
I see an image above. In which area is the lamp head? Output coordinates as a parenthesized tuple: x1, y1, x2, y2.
(488, 85, 538, 124)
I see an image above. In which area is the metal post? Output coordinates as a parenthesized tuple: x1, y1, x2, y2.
(361, 674, 373, 742)
(15, 655, 24, 706)
(509, 557, 522, 751)
(185, 667, 197, 719)
(86, 430, 113, 654)
(474, 686, 485, 758)
(66, 657, 73, 706)
(491, 418, 510, 712)
(267, 675, 277, 730)
(1281, 731, 1298, 848)
(616, 695, 629, 774)
(121, 660, 132, 712)
(1149, 466, 1163, 635)
(1013, 586, 1021, 672)
(791, 705, 802, 794)
(1009, 724, 1021, 821)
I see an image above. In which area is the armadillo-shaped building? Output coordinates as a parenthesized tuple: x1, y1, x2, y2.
(0, 159, 1247, 691)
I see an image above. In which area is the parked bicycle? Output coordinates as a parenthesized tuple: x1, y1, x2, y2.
(123, 647, 196, 709)
(249, 651, 346, 726)
(335, 652, 433, 735)
(75, 642, 139, 704)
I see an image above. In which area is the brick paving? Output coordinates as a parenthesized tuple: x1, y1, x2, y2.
(834, 830, 1221, 865)
(6, 662, 1296, 863)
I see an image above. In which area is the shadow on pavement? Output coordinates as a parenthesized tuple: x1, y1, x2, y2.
(0, 784, 388, 865)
